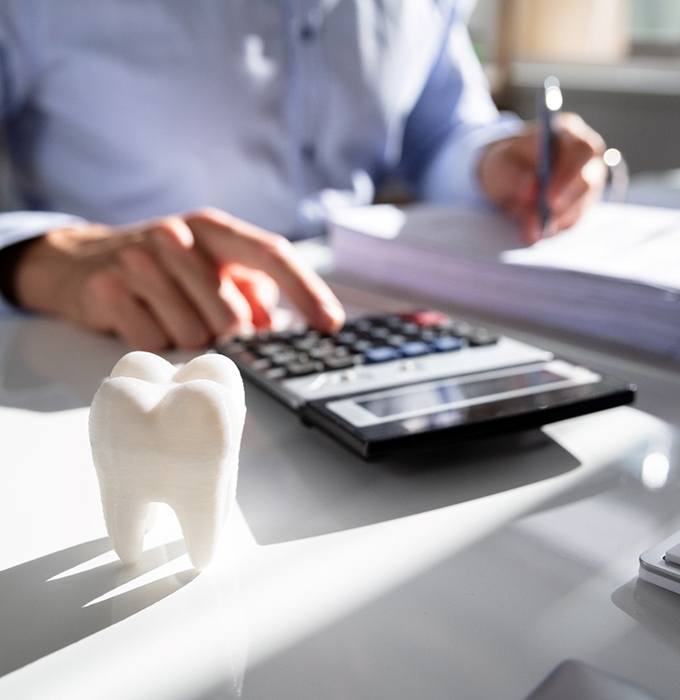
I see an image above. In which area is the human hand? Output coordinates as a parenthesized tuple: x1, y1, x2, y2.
(479, 113, 607, 243)
(13, 208, 345, 350)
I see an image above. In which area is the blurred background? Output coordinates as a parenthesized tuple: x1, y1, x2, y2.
(469, 0, 680, 207)
(2, 0, 679, 210)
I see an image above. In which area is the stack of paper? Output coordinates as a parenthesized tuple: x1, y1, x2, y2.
(328, 202, 680, 358)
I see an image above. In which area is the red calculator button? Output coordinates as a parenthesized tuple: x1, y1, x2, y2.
(401, 310, 449, 326)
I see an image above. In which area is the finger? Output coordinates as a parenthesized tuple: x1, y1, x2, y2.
(117, 245, 211, 349)
(186, 208, 345, 332)
(84, 267, 169, 350)
(552, 171, 603, 234)
(149, 218, 244, 336)
(550, 175, 589, 221)
(548, 114, 605, 205)
(518, 209, 543, 245)
(480, 136, 538, 208)
(553, 156, 606, 216)
(552, 195, 591, 232)
(548, 138, 593, 207)
(229, 265, 279, 330)
(519, 178, 592, 242)
(217, 274, 255, 336)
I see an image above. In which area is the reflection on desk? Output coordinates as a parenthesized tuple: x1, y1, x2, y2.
(0, 313, 679, 700)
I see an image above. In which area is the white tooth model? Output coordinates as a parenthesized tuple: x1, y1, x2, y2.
(89, 351, 246, 570)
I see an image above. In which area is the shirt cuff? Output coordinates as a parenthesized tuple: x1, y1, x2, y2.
(0, 211, 86, 313)
(419, 112, 525, 209)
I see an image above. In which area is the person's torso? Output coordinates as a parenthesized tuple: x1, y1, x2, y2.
(5, 0, 451, 236)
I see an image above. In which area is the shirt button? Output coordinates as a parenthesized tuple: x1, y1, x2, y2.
(299, 22, 316, 41)
(301, 143, 316, 162)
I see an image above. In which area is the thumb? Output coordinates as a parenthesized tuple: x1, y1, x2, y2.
(480, 135, 538, 209)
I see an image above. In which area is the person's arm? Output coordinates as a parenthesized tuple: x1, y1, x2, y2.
(399, 8, 523, 208)
(400, 8, 606, 242)
(0, 6, 88, 308)
(0, 213, 87, 307)
(11, 210, 345, 349)
(0, 7, 344, 337)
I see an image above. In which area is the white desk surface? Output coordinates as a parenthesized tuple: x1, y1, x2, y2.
(1, 263, 680, 700)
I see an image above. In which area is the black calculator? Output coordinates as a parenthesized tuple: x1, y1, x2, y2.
(218, 310, 635, 459)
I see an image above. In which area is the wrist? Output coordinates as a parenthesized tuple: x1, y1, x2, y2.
(12, 230, 78, 313)
(0, 237, 44, 308)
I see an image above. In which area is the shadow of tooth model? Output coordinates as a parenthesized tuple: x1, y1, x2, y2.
(0, 537, 195, 677)
(238, 384, 581, 544)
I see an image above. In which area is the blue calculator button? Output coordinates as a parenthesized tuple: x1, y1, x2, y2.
(364, 346, 400, 363)
(399, 341, 432, 357)
(433, 336, 463, 352)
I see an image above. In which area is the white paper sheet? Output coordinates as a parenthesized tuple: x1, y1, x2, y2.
(328, 202, 680, 357)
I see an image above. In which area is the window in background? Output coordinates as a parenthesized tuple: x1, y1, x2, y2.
(469, 0, 680, 65)
(630, 0, 680, 56)
(496, 0, 630, 64)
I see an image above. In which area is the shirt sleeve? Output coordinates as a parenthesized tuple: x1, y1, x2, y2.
(0, 212, 86, 314)
(0, 5, 87, 310)
(399, 7, 524, 208)
(0, 211, 86, 251)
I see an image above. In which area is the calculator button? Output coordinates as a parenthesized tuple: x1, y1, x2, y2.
(249, 357, 273, 371)
(468, 329, 498, 346)
(400, 322, 420, 336)
(352, 339, 374, 353)
(337, 331, 358, 345)
(324, 355, 361, 371)
(353, 319, 373, 332)
(309, 344, 340, 359)
(432, 336, 464, 352)
(264, 366, 287, 381)
(286, 361, 324, 377)
(257, 342, 289, 357)
(364, 346, 400, 364)
(402, 310, 449, 326)
(383, 315, 404, 329)
(271, 350, 298, 366)
(450, 321, 473, 337)
(418, 329, 438, 342)
(387, 334, 407, 347)
(369, 326, 390, 340)
(399, 341, 431, 357)
(292, 337, 318, 351)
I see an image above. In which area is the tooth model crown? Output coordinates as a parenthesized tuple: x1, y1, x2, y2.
(89, 352, 246, 570)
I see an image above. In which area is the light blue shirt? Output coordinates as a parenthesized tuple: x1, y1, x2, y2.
(0, 0, 520, 252)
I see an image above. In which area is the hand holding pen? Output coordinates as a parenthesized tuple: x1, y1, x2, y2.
(478, 80, 607, 244)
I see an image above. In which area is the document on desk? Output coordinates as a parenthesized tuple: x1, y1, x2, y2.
(328, 202, 680, 358)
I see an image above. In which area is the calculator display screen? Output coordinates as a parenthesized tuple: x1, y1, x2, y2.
(356, 369, 564, 419)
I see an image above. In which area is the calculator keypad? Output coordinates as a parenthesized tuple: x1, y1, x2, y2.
(219, 311, 498, 381)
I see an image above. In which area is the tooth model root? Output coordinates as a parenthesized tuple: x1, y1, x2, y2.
(101, 493, 150, 565)
(89, 352, 246, 571)
(174, 501, 224, 572)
